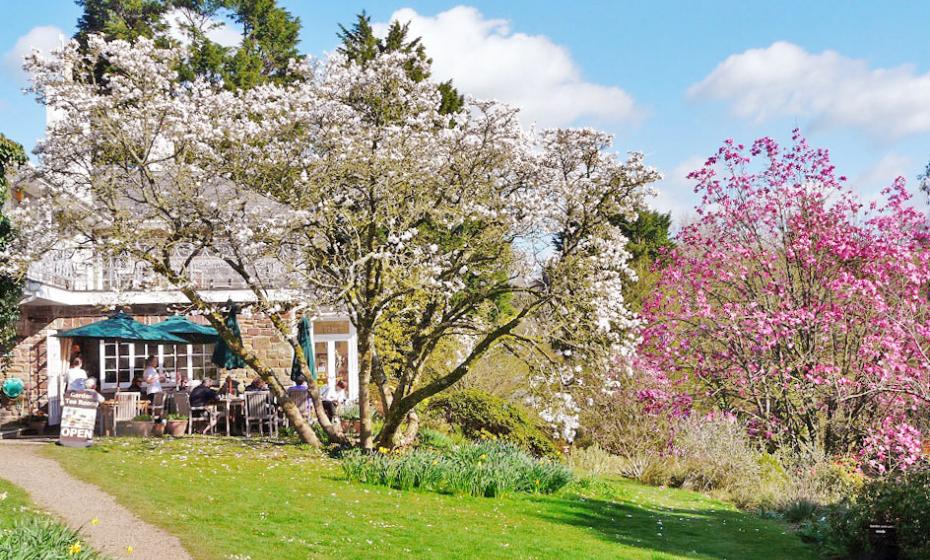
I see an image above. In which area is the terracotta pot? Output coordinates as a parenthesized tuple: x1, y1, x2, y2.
(341, 419, 361, 433)
(152, 422, 165, 437)
(27, 420, 46, 435)
(165, 420, 188, 437)
(124, 421, 153, 437)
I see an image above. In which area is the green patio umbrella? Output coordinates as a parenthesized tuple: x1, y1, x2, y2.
(151, 315, 219, 343)
(211, 303, 246, 370)
(290, 316, 316, 381)
(55, 311, 188, 344)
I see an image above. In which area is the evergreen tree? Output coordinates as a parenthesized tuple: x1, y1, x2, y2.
(338, 12, 464, 115)
(73, 0, 302, 89)
(611, 209, 673, 312)
(0, 135, 26, 363)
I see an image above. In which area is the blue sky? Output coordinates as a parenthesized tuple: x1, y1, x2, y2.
(3, 1, 930, 222)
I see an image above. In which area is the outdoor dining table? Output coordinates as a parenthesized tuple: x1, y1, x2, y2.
(216, 395, 245, 436)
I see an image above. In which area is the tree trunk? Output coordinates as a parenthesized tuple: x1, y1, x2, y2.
(377, 410, 419, 449)
(357, 326, 375, 450)
(170, 281, 322, 446)
(261, 310, 347, 445)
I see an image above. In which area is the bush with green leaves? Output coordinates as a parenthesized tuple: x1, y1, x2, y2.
(0, 516, 107, 559)
(821, 470, 930, 559)
(427, 389, 560, 458)
(341, 440, 572, 497)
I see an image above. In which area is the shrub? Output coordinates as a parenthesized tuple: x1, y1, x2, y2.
(341, 440, 573, 497)
(825, 470, 930, 559)
(427, 389, 560, 458)
(0, 516, 107, 559)
(565, 444, 627, 478)
(671, 415, 763, 497)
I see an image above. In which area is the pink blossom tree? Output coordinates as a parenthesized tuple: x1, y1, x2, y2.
(642, 131, 930, 457)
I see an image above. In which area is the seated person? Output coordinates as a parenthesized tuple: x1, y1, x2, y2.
(84, 377, 106, 404)
(126, 376, 144, 393)
(289, 375, 308, 391)
(219, 375, 240, 395)
(190, 377, 219, 408)
(321, 380, 347, 421)
(245, 377, 268, 392)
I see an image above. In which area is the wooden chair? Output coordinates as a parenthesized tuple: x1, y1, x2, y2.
(112, 392, 140, 436)
(285, 389, 310, 425)
(174, 392, 218, 435)
(244, 391, 277, 437)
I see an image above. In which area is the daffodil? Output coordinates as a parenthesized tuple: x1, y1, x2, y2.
(126, 546, 134, 554)
(90, 517, 99, 526)
(68, 542, 82, 555)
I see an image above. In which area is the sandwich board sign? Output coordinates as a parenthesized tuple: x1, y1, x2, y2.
(59, 390, 99, 448)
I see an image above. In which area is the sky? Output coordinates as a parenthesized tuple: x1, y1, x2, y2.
(3, 1, 930, 224)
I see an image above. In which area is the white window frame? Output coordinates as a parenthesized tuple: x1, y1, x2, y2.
(99, 340, 217, 390)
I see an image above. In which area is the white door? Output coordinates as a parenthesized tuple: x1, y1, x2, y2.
(46, 332, 63, 425)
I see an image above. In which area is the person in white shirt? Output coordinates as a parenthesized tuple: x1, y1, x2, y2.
(321, 380, 347, 421)
(65, 356, 88, 392)
(84, 377, 106, 404)
(143, 355, 164, 403)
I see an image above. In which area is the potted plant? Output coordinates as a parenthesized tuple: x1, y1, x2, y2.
(165, 413, 189, 437)
(152, 417, 166, 437)
(125, 414, 154, 437)
(340, 402, 361, 434)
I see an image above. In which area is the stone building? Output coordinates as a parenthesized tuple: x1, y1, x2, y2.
(0, 248, 358, 428)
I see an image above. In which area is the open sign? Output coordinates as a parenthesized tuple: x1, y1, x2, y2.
(59, 391, 99, 448)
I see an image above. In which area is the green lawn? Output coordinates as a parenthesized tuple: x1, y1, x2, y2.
(45, 438, 817, 560)
(0, 477, 36, 527)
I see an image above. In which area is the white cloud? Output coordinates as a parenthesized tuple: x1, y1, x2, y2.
(165, 8, 242, 48)
(651, 155, 704, 226)
(850, 153, 913, 200)
(4, 26, 65, 81)
(375, 6, 639, 128)
(690, 41, 930, 141)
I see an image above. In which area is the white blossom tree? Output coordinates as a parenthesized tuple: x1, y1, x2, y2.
(17, 35, 660, 448)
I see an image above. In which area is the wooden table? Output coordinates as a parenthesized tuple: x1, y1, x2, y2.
(216, 396, 244, 436)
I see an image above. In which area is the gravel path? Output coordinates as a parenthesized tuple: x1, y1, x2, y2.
(0, 441, 192, 560)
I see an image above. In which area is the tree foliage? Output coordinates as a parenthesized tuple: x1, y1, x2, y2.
(18, 36, 658, 449)
(641, 132, 930, 457)
(0, 135, 26, 363)
(338, 12, 463, 115)
(74, 0, 302, 89)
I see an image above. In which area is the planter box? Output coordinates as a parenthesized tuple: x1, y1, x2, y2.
(165, 420, 188, 437)
(124, 420, 154, 437)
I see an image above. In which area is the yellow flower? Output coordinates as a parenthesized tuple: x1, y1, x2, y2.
(431, 459, 439, 465)
(378, 447, 389, 454)
(126, 546, 134, 554)
(479, 454, 488, 461)
(68, 542, 82, 555)
(535, 479, 541, 486)
(90, 518, 99, 526)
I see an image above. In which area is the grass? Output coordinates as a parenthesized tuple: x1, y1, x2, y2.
(0, 478, 35, 527)
(0, 478, 107, 559)
(45, 438, 818, 560)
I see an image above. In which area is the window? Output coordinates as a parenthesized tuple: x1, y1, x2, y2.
(99, 340, 216, 389)
(101, 340, 133, 388)
(189, 343, 217, 381)
(314, 342, 328, 379)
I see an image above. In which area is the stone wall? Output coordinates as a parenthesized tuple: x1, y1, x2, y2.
(0, 305, 295, 427)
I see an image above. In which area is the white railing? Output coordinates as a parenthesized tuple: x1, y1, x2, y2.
(26, 248, 289, 292)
